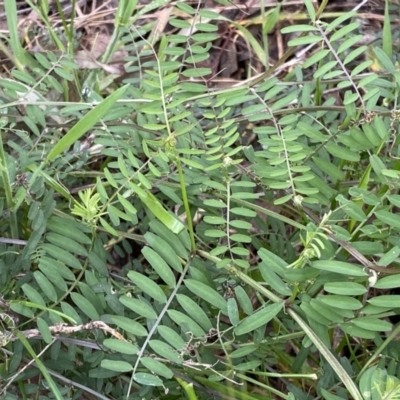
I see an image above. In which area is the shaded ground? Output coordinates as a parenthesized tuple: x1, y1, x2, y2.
(1, 0, 398, 88)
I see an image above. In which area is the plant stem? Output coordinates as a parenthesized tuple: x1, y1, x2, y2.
(176, 157, 196, 252)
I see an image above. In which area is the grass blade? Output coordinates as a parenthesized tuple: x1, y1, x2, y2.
(14, 330, 63, 400)
(288, 309, 363, 400)
(46, 85, 129, 161)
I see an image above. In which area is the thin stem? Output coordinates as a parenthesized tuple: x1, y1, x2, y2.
(176, 158, 196, 252)
(126, 258, 192, 399)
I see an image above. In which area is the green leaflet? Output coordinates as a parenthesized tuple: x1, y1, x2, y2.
(312, 260, 367, 276)
(141, 246, 176, 288)
(127, 271, 167, 303)
(138, 190, 185, 234)
(184, 279, 227, 313)
(234, 302, 283, 336)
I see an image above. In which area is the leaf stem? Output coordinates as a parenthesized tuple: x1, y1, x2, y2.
(176, 158, 196, 252)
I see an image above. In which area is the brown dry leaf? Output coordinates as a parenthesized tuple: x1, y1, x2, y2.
(76, 32, 127, 75)
(81, 32, 126, 61)
(0, 2, 7, 32)
(147, 6, 172, 45)
(219, 41, 238, 78)
(74, 50, 125, 75)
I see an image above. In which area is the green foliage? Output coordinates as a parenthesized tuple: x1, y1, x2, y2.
(0, 1, 400, 399)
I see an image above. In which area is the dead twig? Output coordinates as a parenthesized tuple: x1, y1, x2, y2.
(3, 320, 126, 342)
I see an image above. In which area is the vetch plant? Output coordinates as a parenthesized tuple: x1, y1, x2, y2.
(0, 0, 399, 399)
